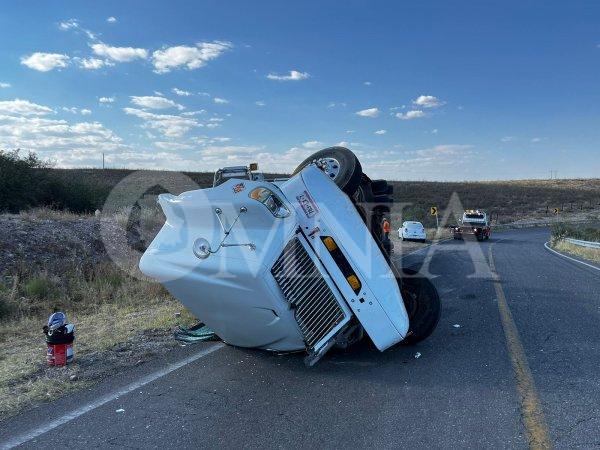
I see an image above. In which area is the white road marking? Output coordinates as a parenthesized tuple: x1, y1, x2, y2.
(1, 343, 225, 450)
(544, 242, 600, 272)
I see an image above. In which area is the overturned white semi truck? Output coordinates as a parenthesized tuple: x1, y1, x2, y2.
(140, 147, 440, 365)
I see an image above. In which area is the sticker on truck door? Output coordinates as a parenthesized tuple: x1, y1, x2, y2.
(296, 190, 319, 218)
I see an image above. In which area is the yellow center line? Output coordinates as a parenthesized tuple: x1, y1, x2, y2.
(488, 245, 552, 449)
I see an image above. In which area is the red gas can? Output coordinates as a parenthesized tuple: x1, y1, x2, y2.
(47, 343, 74, 366)
(44, 312, 75, 366)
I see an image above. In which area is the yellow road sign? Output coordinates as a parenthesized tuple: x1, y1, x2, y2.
(553, 208, 559, 214)
(430, 206, 438, 216)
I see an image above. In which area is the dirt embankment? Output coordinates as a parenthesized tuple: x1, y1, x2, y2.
(0, 211, 194, 421)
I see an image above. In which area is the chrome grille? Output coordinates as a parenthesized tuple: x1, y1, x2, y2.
(271, 237, 346, 349)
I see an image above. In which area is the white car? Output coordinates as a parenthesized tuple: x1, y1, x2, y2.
(140, 147, 440, 365)
(399, 221, 427, 242)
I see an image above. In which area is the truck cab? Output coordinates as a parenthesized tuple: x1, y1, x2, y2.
(453, 210, 491, 241)
(140, 147, 440, 365)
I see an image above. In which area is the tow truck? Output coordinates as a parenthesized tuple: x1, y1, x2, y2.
(452, 210, 491, 241)
(140, 147, 440, 365)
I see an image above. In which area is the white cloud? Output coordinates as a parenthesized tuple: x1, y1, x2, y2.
(99, 96, 115, 103)
(432, 128, 438, 134)
(354, 144, 474, 179)
(58, 19, 79, 31)
(0, 83, 10, 88)
(501, 136, 515, 142)
(152, 41, 232, 74)
(78, 58, 111, 70)
(255, 100, 266, 107)
(327, 102, 347, 108)
(303, 141, 323, 149)
(412, 145, 473, 160)
(107, 16, 117, 23)
(57, 19, 96, 40)
(172, 88, 191, 96)
(123, 107, 200, 137)
(213, 97, 229, 104)
(80, 109, 92, 115)
(21, 53, 69, 72)
(346, 130, 355, 134)
(62, 107, 78, 114)
(206, 123, 220, 129)
(91, 43, 148, 62)
(0, 99, 55, 116)
(0, 113, 125, 167)
(154, 141, 193, 150)
(531, 137, 542, 143)
(413, 95, 445, 108)
(364, 81, 372, 86)
(181, 110, 205, 116)
(396, 110, 425, 120)
(355, 107, 379, 118)
(130, 96, 184, 110)
(266, 70, 310, 81)
(374, 129, 387, 135)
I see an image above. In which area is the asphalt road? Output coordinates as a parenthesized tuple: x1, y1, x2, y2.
(2, 228, 599, 449)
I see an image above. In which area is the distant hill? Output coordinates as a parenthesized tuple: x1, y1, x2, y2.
(48, 168, 599, 226)
(389, 179, 600, 226)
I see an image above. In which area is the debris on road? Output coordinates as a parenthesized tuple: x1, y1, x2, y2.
(173, 323, 218, 343)
(453, 324, 461, 328)
(415, 352, 422, 359)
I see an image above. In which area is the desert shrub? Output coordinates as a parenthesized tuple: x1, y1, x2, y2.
(0, 150, 48, 213)
(550, 223, 570, 244)
(0, 298, 15, 320)
(40, 175, 109, 213)
(551, 223, 600, 244)
(0, 150, 109, 213)
(23, 276, 56, 300)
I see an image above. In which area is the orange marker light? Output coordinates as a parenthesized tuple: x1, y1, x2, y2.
(346, 275, 361, 292)
(322, 236, 337, 252)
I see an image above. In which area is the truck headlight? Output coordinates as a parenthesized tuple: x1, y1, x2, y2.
(249, 187, 290, 218)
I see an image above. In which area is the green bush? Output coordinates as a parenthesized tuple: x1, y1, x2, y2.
(23, 276, 56, 300)
(0, 150, 48, 213)
(0, 150, 109, 213)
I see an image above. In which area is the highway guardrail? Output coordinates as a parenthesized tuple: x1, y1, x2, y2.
(565, 238, 600, 249)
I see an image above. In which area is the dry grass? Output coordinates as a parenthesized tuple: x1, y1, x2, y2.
(17, 207, 92, 221)
(553, 240, 600, 263)
(0, 263, 196, 420)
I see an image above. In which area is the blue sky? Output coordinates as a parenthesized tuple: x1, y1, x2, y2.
(0, 1, 599, 180)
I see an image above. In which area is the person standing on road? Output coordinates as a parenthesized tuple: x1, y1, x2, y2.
(382, 217, 391, 241)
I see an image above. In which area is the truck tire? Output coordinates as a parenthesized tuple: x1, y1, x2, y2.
(399, 268, 441, 345)
(292, 146, 362, 196)
(370, 179, 393, 196)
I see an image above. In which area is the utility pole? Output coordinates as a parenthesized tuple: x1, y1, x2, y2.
(102, 152, 105, 170)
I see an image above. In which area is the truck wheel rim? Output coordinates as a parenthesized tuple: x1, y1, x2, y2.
(316, 157, 341, 180)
